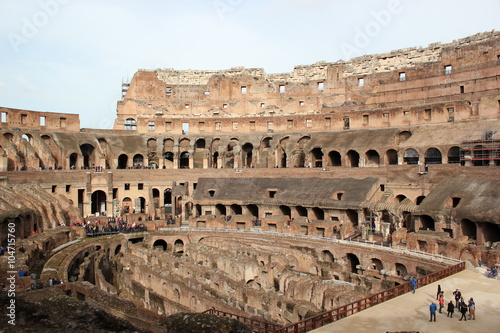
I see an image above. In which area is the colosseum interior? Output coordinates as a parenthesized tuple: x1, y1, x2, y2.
(1, 30, 499, 332)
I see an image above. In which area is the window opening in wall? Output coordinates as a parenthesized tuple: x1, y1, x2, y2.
(208, 190, 215, 197)
(223, 104, 228, 109)
(232, 122, 238, 130)
(1, 112, 6, 122)
(148, 121, 155, 131)
(40, 116, 46, 126)
(317, 82, 324, 90)
(380, 184, 385, 191)
(241, 86, 247, 94)
(125, 118, 137, 130)
(268, 190, 277, 198)
(51, 185, 56, 193)
(447, 107, 455, 122)
(363, 114, 369, 124)
(325, 117, 331, 127)
(404, 111, 410, 121)
(343, 116, 350, 129)
(299, 101, 304, 106)
(460, 85, 465, 94)
(138, 183, 144, 190)
(59, 117, 66, 128)
(249, 121, 255, 130)
(399, 72, 406, 81)
(452, 197, 461, 208)
(306, 119, 312, 128)
(182, 122, 189, 134)
(198, 122, 205, 132)
(147, 104, 152, 108)
(204, 91, 210, 95)
(358, 78, 364, 87)
(66, 185, 71, 192)
(498, 55, 500, 64)
(287, 119, 293, 129)
(267, 122, 274, 133)
(184, 104, 190, 109)
(165, 121, 172, 131)
(21, 114, 27, 124)
(279, 85, 285, 94)
(166, 87, 172, 95)
(444, 65, 452, 75)
(383, 113, 389, 122)
(215, 122, 222, 130)
(113, 188, 118, 199)
(261, 103, 265, 108)
(424, 109, 431, 120)
(124, 184, 130, 190)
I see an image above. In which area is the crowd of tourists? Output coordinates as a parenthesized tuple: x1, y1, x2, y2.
(428, 284, 477, 322)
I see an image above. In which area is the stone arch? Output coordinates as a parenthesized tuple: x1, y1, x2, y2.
(242, 142, 253, 168)
(69, 152, 78, 169)
(295, 206, 308, 217)
(247, 204, 259, 218)
(133, 154, 144, 168)
(386, 149, 398, 165)
(425, 147, 442, 164)
(152, 188, 160, 209)
(179, 151, 190, 169)
(124, 118, 137, 130)
(80, 143, 95, 168)
(328, 150, 342, 166)
(230, 204, 242, 215)
(346, 150, 360, 167)
(310, 148, 323, 168)
(346, 209, 359, 227)
(114, 244, 122, 255)
(215, 204, 226, 216)
(403, 148, 419, 165)
(122, 197, 132, 214)
(481, 222, 500, 243)
(420, 215, 435, 230)
(137, 197, 146, 213)
(174, 239, 184, 253)
(321, 250, 335, 263)
(164, 189, 172, 214)
(279, 205, 291, 218)
(371, 258, 383, 271)
(415, 196, 426, 205)
(398, 130, 412, 143)
(395, 194, 407, 203)
(365, 150, 380, 166)
(395, 263, 408, 277)
(153, 239, 168, 251)
(163, 152, 174, 168)
(312, 207, 324, 220)
(447, 146, 460, 164)
(117, 154, 128, 169)
(225, 141, 238, 168)
(346, 253, 360, 273)
(91, 190, 106, 215)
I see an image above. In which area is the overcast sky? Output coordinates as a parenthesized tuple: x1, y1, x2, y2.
(0, 0, 498, 129)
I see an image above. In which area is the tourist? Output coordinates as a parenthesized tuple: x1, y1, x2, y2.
(447, 300, 455, 318)
(468, 298, 476, 320)
(459, 298, 468, 321)
(429, 302, 437, 322)
(438, 293, 445, 313)
(18, 268, 26, 277)
(411, 276, 417, 294)
(436, 284, 441, 300)
(453, 289, 462, 308)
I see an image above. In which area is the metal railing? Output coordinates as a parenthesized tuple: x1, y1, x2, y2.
(203, 262, 465, 333)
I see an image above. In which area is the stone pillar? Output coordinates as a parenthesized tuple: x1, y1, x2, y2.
(381, 222, 391, 242)
(113, 198, 120, 218)
(361, 221, 370, 240)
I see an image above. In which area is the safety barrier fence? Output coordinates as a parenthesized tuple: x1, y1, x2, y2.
(203, 262, 465, 333)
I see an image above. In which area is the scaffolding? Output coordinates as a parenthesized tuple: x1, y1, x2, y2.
(460, 131, 500, 166)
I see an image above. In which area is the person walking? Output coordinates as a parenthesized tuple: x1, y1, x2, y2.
(468, 298, 476, 320)
(459, 298, 468, 321)
(453, 289, 461, 308)
(447, 300, 455, 318)
(411, 276, 417, 294)
(438, 293, 445, 313)
(429, 302, 437, 322)
(436, 284, 442, 300)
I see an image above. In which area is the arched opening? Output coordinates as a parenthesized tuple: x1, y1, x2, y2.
(346, 209, 359, 227)
(420, 215, 435, 231)
(386, 149, 398, 165)
(230, 204, 242, 215)
(312, 207, 324, 220)
(395, 194, 407, 203)
(328, 150, 341, 166)
(212, 151, 219, 168)
(152, 188, 160, 209)
(365, 150, 380, 166)
(122, 197, 132, 214)
(346, 150, 360, 167)
(114, 244, 122, 255)
(247, 204, 259, 218)
(242, 143, 253, 168)
(117, 154, 128, 169)
(346, 253, 360, 273)
(91, 190, 106, 215)
(425, 148, 442, 164)
(321, 250, 334, 263)
(482, 222, 500, 242)
(164, 189, 172, 214)
(22, 133, 32, 142)
(80, 144, 94, 168)
(195, 138, 206, 149)
(179, 151, 190, 169)
(415, 196, 426, 205)
(296, 206, 308, 217)
(371, 258, 383, 271)
(124, 118, 137, 130)
(461, 219, 476, 240)
(398, 130, 412, 143)
(133, 154, 144, 168)
(403, 148, 419, 165)
(138, 197, 146, 213)
(174, 239, 184, 254)
(215, 204, 226, 216)
(153, 239, 167, 251)
(279, 205, 291, 218)
(447, 146, 460, 164)
(225, 141, 238, 168)
(395, 263, 407, 277)
(69, 153, 78, 169)
(310, 148, 323, 168)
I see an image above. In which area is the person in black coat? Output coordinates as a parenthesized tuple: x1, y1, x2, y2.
(459, 299, 468, 321)
(447, 300, 455, 318)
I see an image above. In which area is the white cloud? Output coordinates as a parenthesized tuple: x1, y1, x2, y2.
(13, 76, 41, 93)
(0, 82, 8, 89)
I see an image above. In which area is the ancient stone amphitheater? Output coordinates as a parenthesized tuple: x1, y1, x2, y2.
(1, 30, 499, 332)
